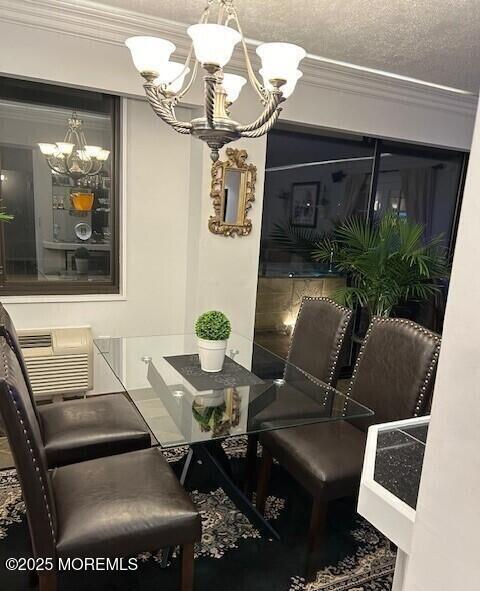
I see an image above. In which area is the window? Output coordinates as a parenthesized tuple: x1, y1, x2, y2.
(260, 127, 467, 276)
(260, 128, 375, 275)
(0, 77, 120, 295)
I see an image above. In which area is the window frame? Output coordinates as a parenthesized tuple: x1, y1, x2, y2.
(0, 78, 121, 296)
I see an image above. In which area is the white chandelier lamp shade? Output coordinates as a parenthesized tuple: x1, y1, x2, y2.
(97, 149, 111, 162)
(125, 36, 176, 76)
(187, 24, 242, 67)
(260, 69, 303, 98)
(83, 145, 103, 158)
(256, 42, 306, 83)
(155, 62, 190, 93)
(222, 73, 247, 103)
(38, 143, 58, 156)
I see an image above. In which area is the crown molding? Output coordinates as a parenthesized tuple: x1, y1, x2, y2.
(0, 99, 111, 129)
(0, 0, 477, 118)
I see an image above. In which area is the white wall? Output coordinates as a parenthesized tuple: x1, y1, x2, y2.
(0, 0, 477, 342)
(403, 99, 480, 591)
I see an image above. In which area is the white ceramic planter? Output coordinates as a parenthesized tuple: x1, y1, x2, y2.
(197, 338, 227, 372)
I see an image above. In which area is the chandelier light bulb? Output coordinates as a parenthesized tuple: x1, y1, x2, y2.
(125, 36, 176, 76)
(187, 24, 242, 67)
(260, 69, 303, 98)
(256, 42, 306, 82)
(222, 73, 247, 103)
(155, 62, 190, 93)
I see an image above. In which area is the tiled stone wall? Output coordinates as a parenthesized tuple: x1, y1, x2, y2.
(255, 276, 347, 332)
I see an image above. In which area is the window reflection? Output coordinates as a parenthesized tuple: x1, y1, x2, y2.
(0, 77, 118, 294)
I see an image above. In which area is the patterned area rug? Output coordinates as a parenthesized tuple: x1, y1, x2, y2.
(0, 436, 394, 591)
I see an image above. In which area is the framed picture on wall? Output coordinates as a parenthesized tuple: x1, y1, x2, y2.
(290, 182, 320, 227)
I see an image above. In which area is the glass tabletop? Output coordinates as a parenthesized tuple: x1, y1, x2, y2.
(94, 332, 373, 448)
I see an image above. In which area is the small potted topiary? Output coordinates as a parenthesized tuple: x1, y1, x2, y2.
(195, 310, 231, 372)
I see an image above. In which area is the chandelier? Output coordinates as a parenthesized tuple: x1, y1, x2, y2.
(125, 0, 306, 161)
(38, 112, 110, 182)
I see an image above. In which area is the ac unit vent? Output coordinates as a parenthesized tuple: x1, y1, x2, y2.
(18, 327, 93, 398)
(18, 333, 52, 349)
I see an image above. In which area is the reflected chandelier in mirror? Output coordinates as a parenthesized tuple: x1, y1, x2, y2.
(209, 148, 257, 237)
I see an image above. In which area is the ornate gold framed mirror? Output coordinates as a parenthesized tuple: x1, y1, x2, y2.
(209, 148, 257, 237)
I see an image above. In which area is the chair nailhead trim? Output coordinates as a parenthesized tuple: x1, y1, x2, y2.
(1, 348, 56, 543)
(286, 296, 353, 387)
(344, 316, 441, 417)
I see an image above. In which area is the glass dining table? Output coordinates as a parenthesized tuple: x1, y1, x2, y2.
(95, 332, 373, 544)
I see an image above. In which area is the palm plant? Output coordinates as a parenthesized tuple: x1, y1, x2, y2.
(271, 214, 449, 319)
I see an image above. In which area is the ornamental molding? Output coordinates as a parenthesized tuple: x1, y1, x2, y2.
(0, 0, 477, 118)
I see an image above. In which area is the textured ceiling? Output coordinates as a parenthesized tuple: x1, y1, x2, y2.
(100, 0, 480, 92)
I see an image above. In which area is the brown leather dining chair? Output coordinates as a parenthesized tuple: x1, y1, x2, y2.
(0, 303, 152, 467)
(244, 297, 353, 492)
(0, 336, 201, 591)
(256, 317, 441, 563)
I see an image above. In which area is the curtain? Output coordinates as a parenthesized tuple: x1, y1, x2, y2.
(343, 173, 367, 218)
(401, 168, 436, 242)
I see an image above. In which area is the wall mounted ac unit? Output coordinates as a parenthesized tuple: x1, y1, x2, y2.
(17, 327, 93, 398)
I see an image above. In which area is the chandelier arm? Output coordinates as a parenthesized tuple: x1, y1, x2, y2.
(237, 92, 283, 133)
(45, 158, 67, 175)
(176, 57, 199, 101)
(144, 83, 193, 132)
(227, 4, 268, 103)
(240, 107, 282, 138)
(82, 166, 102, 178)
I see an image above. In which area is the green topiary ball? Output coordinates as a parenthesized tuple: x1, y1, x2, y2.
(195, 311, 231, 341)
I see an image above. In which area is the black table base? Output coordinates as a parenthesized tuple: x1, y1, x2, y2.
(160, 440, 279, 568)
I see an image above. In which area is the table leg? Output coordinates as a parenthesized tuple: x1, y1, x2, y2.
(244, 434, 259, 496)
(193, 441, 280, 541)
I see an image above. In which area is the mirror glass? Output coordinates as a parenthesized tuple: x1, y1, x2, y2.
(223, 169, 243, 224)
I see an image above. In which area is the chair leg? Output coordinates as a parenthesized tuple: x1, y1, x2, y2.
(243, 434, 259, 495)
(305, 498, 328, 581)
(181, 543, 195, 591)
(38, 572, 57, 591)
(255, 445, 273, 515)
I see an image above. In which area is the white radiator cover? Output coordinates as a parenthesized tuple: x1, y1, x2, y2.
(18, 327, 93, 397)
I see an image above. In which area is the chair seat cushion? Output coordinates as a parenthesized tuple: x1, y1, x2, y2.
(261, 421, 366, 501)
(39, 394, 151, 468)
(53, 447, 201, 558)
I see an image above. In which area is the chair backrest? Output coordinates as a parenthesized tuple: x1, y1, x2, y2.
(346, 317, 441, 431)
(0, 303, 40, 424)
(0, 337, 57, 559)
(286, 297, 353, 386)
